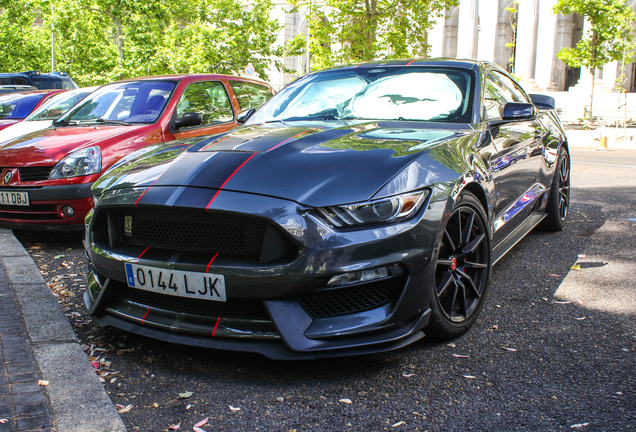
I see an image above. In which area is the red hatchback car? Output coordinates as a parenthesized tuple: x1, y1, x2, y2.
(0, 90, 66, 132)
(0, 75, 274, 229)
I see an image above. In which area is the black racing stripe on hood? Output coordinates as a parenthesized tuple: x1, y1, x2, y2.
(151, 151, 257, 190)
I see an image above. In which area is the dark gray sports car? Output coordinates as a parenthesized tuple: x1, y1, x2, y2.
(84, 59, 570, 359)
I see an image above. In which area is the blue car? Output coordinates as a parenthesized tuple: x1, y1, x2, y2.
(0, 71, 78, 90)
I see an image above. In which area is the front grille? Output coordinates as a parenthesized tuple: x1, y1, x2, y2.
(119, 208, 277, 256)
(299, 276, 406, 319)
(113, 282, 271, 321)
(18, 167, 53, 182)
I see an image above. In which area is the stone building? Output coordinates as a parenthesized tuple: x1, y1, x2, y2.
(267, 0, 636, 94)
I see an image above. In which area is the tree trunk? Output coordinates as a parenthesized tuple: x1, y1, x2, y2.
(115, 18, 124, 63)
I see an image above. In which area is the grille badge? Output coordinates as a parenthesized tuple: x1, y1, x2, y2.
(3, 171, 11, 185)
(124, 216, 132, 236)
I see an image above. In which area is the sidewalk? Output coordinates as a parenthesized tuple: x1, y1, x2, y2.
(564, 126, 636, 150)
(0, 229, 125, 432)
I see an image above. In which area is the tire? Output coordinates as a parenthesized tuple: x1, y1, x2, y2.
(541, 147, 570, 231)
(425, 192, 492, 340)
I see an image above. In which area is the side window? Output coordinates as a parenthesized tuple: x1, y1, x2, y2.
(484, 75, 506, 120)
(494, 72, 530, 103)
(15, 77, 29, 86)
(229, 81, 273, 111)
(176, 81, 234, 128)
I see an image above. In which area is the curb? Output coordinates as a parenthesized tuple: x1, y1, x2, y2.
(0, 228, 126, 432)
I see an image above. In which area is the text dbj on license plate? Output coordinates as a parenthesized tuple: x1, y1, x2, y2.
(125, 263, 226, 302)
(0, 190, 29, 206)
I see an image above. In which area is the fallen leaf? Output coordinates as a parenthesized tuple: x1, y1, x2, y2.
(0, 419, 7, 424)
(276, 397, 284, 402)
(502, 347, 517, 352)
(571, 423, 590, 429)
(54, 255, 65, 259)
(151, 402, 159, 408)
(339, 398, 352, 404)
(168, 425, 180, 430)
(447, 343, 456, 348)
(91, 361, 100, 369)
(554, 301, 571, 304)
(194, 418, 209, 427)
(178, 391, 193, 399)
(392, 421, 405, 427)
(193, 417, 209, 432)
(548, 274, 561, 277)
(402, 373, 416, 377)
(116, 404, 133, 414)
(110, 378, 117, 384)
(229, 405, 241, 411)
(463, 375, 476, 379)
(38, 380, 49, 386)
(571, 264, 581, 271)
(575, 317, 586, 320)
(577, 254, 586, 258)
(452, 354, 469, 358)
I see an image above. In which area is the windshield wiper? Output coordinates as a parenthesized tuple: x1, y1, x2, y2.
(95, 118, 131, 126)
(265, 115, 338, 123)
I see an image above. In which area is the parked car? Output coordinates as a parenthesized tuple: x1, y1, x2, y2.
(0, 71, 78, 90)
(0, 74, 274, 229)
(0, 90, 67, 132)
(83, 59, 570, 359)
(0, 87, 98, 144)
(0, 85, 38, 95)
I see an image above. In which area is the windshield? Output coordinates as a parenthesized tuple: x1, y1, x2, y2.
(60, 80, 176, 125)
(249, 67, 474, 124)
(25, 88, 95, 121)
(0, 93, 46, 120)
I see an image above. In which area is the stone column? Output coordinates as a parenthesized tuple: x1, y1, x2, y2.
(445, 7, 459, 58)
(477, 0, 498, 62)
(554, 16, 576, 90)
(495, 0, 513, 70)
(428, 13, 446, 58)
(535, 0, 558, 91)
(514, 0, 540, 88)
(457, 0, 479, 59)
(603, 61, 619, 91)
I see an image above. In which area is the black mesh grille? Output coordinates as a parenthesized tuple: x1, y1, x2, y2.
(18, 167, 53, 182)
(299, 277, 406, 319)
(112, 282, 271, 320)
(120, 208, 272, 256)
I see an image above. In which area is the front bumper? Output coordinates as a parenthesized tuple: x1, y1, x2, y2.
(0, 183, 93, 230)
(85, 186, 448, 359)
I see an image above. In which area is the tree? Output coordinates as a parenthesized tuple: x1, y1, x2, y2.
(554, 0, 635, 120)
(0, 0, 49, 72)
(293, 0, 457, 70)
(2, 0, 287, 86)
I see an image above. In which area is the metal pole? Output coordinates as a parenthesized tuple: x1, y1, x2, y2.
(306, 4, 310, 74)
(51, 31, 55, 72)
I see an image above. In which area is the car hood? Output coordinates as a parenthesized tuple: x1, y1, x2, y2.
(94, 121, 474, 207)
(0, 124, 146, 166)
(0, 120, 20, 132)
(0, 120, 52, 146)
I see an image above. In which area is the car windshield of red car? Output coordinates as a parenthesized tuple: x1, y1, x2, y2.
(61, 80, 176, 125)
(0, 93, 47, 120)
(25, 88, 95, 122)
(250, 67, 474, 124)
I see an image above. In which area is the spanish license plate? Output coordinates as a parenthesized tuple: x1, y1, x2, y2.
(0, 190, 29, 206)
(125, 263, 226, 302)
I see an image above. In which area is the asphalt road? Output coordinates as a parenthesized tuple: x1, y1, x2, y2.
(13, 148, 636, 432)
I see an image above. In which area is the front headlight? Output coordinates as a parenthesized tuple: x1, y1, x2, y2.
(314, 190, 429, 228)
(49, 146, 101, 179)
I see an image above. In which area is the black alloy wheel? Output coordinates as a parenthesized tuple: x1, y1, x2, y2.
(542, 147, 570, 231)
(426, 192, 491, 339)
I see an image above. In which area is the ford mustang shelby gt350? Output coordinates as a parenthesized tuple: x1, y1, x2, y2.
(84, 59, 570, 359)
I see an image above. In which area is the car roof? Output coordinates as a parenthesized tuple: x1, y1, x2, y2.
(111, 74, 272, 86)
(311, 58, 502, 74)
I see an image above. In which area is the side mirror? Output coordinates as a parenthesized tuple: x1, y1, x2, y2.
(237, 109, 256, 125)
(501, 102, 535, 121)
(528, 94, 556, 110)
(174, 112, 202, 129)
